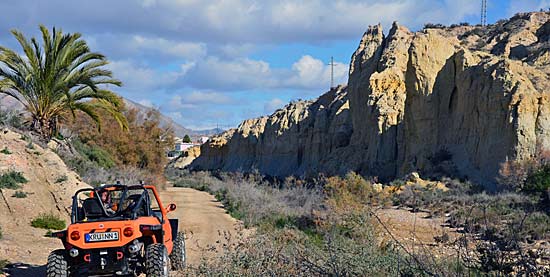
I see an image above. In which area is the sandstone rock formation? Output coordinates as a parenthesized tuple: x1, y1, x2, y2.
(191, 12, 550, 186)
(168, 145, 201, 169)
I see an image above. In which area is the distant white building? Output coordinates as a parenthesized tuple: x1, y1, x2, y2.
(200, 136, 209, 144)
(175, 142, 197, 151)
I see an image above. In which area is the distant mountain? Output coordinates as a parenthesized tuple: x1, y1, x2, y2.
(122, 98, 222, 138)
(0, 95, 222, 138)
(193, 128, 226, 136)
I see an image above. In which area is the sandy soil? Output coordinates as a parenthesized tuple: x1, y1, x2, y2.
(161, 186, 244, 266)
(376, 207, 459, 259)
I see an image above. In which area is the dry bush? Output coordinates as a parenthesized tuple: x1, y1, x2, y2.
(498, 147, 550, 192)
(62, 103, 173, 186)
(172, 171, 323, 227)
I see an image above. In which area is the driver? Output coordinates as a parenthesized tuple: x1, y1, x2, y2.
(99, 190, 116, 215)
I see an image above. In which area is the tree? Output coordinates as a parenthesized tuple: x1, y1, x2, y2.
(183, 134, 192, 143)
(0, 25, 127, 139)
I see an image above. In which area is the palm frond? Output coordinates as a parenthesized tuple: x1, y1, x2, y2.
(0, 25, 127, 139)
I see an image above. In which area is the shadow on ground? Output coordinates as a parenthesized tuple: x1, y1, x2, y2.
(2, 263, 46, 276)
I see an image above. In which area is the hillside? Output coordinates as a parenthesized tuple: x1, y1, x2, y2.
(0, 96, 218, 140)
(123, 98, 222, 138)
(0, 129, 89, 264)
(190, 12, 550, 186)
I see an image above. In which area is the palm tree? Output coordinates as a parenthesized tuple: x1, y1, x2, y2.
(0, 25, 127, 139)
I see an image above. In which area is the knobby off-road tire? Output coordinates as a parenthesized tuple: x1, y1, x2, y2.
(145, 243, 170, 277)
(46, 249, 69, 277)
(170, 231, 186, 270)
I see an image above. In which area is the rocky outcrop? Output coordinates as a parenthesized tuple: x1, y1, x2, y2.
(191, 12, 550, 186)
(168, 146, 201, 169)
(193, 86, 353, 177)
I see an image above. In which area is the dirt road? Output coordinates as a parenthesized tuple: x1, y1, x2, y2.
(160, 186, 243, 265)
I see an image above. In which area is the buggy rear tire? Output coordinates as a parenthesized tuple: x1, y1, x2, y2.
(46, 249, 69, 277)
(170, 231, 186, 270)
(145, 243, 169, 277)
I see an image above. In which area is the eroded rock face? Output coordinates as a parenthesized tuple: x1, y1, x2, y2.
(191, 12, 550, 186)
(192, 86, 353, 177)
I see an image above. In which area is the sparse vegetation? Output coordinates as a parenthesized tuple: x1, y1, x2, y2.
(424, 23, 446, 29)
(0, 259, 8, 274)
(0, 171, 28, 189)
(25, 141, 34, 149)
(171, 169, 550, 275)
(30, 213, 66, 230)
(523, 164, 550, 194)
(11, 191, 27, 198)
(55, 175, 68, 183)
(0, 226, 3, 239)
(0, 108, 22, 129)
(0, 147, 11, 154)
(173, 171, 323, 227)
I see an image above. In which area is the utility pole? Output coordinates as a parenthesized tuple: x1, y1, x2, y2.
(328, 56, 335, 90)
(481, 0, 487, 26)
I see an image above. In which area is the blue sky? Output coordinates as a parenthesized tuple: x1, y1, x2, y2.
(0, 0, 548, 129)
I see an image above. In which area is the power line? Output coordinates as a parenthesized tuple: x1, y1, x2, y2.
(481, 0, 487, 26)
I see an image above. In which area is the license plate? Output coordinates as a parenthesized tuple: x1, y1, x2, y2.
(85, 231, 119, 242)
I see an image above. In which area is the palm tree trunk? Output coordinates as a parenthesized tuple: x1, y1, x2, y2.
(33, 116, 54, 140)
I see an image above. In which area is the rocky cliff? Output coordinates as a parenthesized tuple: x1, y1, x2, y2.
(191, 12, 550, 186)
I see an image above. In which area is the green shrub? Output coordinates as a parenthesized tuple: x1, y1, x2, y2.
(11, 191, 27, 198)
(0, 108, 22, 128)
(31, 213, 66, 230)
(26, 141, 34, 149)
(524, 165, 550, 194)
(73, 139, 115, 169)
(0, 259, 8, 274)
(0, 226, 2, 239)
(0, 171, 28, 189)
(55, 175, 68, 183)
(0, 147, 11, 155)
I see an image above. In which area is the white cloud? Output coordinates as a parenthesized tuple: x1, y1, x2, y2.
(179, 55, 347, 91)
(0, 0, 482, 44)
(141, 0, 157, 8)
(186, 91, 234, 104)
(131, 35, 207, 60)
(285, 55, 347, 89)
(264, 98, 285, 113)
(105, 59, 191, 95)
(507, 0, 550, 15)
(106, 60, 161, 92)
(138, 99, 154, 108)
(181, 57, 273, 90)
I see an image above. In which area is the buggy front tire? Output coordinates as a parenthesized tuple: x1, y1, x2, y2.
(145, 243, 170, 277)
(46, 249, 69, 277)
(170, 231, 186, 270)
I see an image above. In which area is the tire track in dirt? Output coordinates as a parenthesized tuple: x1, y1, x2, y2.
(160, 186, 243, 266)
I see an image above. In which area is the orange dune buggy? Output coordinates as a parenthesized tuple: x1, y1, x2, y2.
(47, 184, 185, 276)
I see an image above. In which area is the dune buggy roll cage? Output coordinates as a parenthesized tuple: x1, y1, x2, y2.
(71, 185, 152, 224)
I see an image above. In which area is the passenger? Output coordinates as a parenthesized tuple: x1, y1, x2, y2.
(99, 190, 116, 215)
